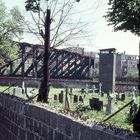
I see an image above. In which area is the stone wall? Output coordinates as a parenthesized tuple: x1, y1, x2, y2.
(0, 93, 139, 140)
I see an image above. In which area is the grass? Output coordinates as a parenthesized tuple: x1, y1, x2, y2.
(0, 86, 139, 131)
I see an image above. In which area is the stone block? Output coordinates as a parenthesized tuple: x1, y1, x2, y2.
(54, 131, 64, 140)
(18, 128, 26, 139)
(41, 124, 48, 140)
(48, 128, 54, 140)
(71, 121, 81, 140)
(27, 131, 34, 140)
(33, 120, 42, 136)
(44, 110, 50, 126)
(50, 112, 57, 129)
(17, 115, 25, 128)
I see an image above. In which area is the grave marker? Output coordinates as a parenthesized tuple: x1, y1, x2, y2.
(79, 96, 83, 103)
(73, 95, 78, 103)
(106, 95, 113, 114)
(13, 87, 23, 98)
(54, 94, 57, 100)
(59, 91, 64, 103)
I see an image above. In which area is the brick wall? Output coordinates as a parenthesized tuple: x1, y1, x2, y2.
(0, 93, 138, 140)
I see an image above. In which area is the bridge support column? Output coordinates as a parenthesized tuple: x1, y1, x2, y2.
(99, 48, 116, 93)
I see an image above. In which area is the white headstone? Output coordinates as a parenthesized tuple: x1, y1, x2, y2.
(106, 95, 113, 114)
(13, 87, 23, 98)
(99, 83, 102, 95)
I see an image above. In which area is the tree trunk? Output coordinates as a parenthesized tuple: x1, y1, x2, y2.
(37, 9, 51, 103)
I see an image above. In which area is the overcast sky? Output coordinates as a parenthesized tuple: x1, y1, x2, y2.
(4, 0, 140, 55)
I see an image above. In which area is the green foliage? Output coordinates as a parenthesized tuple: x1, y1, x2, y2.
(0, 0, 24, 64)
(125, 71, 139, 79)
(105, 0, 140, 36)
(75, 103, 91, 113)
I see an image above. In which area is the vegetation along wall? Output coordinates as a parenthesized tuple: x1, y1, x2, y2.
(0, 93, 139, 140)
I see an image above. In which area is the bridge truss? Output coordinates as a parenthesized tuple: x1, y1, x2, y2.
(0, 42, 94, 80)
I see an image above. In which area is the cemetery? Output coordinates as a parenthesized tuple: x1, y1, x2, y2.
(0, 85, 139, 132)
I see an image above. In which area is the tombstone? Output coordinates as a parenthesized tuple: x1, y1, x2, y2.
(13, 87, 23, 98)
(54, 94, 57, 100)
(101, 92, 104, 97)
(106, 95, 113, 114)
(59, 91, 64, 103)
(89, 98, 94, 109)
(121, 94, 125, 101)
(79, 96, 83, 103)
(85, 84, 88, 93)
(81, 88, 85, 94)
(73, 95, 78, 103)
(89, 98, 99, 110)
(92, 85, 96, 93)
(99, 83, 102, 95)
(98, 101, 103, 111)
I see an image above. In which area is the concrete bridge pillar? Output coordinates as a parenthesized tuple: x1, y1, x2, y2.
(99, 48, 116, 93)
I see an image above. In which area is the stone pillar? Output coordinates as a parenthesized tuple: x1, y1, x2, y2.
(99, 48, 116, 93)
(99, 82, 102, 95)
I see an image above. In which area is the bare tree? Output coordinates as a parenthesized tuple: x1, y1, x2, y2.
(25, 0, 87, 47)
(25, 0, 89, 102)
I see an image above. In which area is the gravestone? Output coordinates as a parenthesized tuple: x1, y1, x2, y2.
(54, 94, 57, 100)
(92, 85, 96, 93)
(99, 83, 102, 95)
(85, 84, 88, 93)
(13, 87, 23, 98)
(73, 95, 78, 103)
(98, 101, 103, 111)
(89, 98, 94, 109)
(106, 95, 113, 114)
(89, 97, 101, 111)
(81, 88, 85, 94)
(79, 96, 83, 103)
(59, 91, 64, 103)
(121, 94, 125, 101)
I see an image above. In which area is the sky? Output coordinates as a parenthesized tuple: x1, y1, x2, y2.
(4, 0, 140, 55)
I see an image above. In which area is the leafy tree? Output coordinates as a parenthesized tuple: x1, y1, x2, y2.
(0, 0, 24, 65)
(105, 0, 140, 36)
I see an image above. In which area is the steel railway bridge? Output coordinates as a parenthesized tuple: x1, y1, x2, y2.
(0, 42, 94, 80)
(0, 42, 138, 91)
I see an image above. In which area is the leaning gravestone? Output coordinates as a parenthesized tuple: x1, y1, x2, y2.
(59, 91, 64, 103)
(73, 95, 78, 103)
